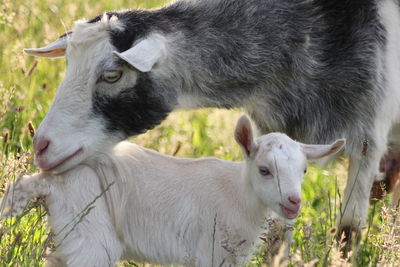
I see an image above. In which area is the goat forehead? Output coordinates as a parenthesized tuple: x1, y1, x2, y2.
(257, 133, 299, 152)
(69, 15, 124, 46)
(65, 17, 123, 69)
(66, 38, 113, 68)
(256, 133, 304, 164)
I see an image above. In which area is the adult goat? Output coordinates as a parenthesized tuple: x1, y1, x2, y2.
(24, 0, 400, 243)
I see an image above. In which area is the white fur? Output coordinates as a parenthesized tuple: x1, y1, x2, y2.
(337, 0, 400, 230)
(0, 118, 344, 266)
(379, 0, 400, 210)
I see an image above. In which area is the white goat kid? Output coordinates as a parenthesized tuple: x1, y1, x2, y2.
(0, 116, 345, 267)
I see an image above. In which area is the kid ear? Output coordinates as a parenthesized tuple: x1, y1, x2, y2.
(234, 115, 257, 157)
(300, 139, 346, 160)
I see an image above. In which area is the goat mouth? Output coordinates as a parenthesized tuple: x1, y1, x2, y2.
(280, 204, 300, 219)
(41, 148, 84, 172)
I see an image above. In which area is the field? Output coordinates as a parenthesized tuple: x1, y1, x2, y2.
(0, 0, 399, 266)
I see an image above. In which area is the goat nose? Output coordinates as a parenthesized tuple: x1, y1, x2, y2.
(288, 195, 301, 206)
(33, 136, 50, 156)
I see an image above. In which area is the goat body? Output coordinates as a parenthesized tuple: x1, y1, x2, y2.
(1, 117, 344, 266)
(24, 0, 399, 244)
(1, 143, 275, 266)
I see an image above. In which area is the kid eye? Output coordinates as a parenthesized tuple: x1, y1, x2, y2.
(259, 166, 271, 176)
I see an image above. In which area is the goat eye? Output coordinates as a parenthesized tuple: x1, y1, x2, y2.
(100, 70, 122, 83)
(259, 166, 271, 176)
(304, 168, 307, 174)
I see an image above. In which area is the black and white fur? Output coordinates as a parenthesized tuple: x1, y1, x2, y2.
(24, 0, 400, 240)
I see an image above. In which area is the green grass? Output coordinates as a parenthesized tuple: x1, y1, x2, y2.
(0, 0, 399, 266)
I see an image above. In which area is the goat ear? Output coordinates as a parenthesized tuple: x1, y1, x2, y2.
(113, 34, 167, 72)
(301, 139, 346, 160)
(235, 115, 257, 157)
(24, 36, 68, 58)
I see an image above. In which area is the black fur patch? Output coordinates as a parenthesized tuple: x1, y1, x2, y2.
(89, 11, 161, 53)
(92, 73, 176, 137)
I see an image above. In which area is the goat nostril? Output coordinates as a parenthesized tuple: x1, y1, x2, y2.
(288, 196, 301, 205)
(34, 138, 50, 156)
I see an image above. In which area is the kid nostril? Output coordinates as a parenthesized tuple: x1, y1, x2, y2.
(288, 196, 301, 205)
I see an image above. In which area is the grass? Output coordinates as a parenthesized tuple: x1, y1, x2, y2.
(0, 0, 399, 266)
